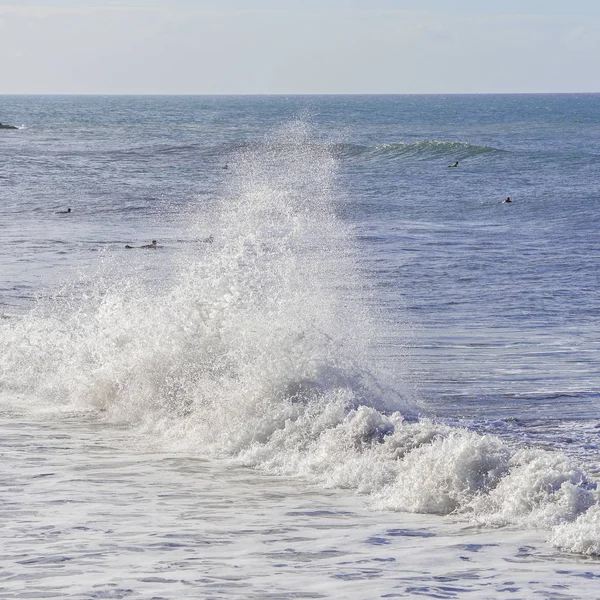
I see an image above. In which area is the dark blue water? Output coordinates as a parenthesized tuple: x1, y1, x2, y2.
(1, 94, 599, 441)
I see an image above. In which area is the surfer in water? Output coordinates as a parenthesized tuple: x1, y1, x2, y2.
(448, 161, 459, 168)
(56, 208, 71, 214)
(125, 240, 157, 249)
(503, 196, 512, 203)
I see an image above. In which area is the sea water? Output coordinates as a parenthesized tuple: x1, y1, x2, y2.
(1, 94, 600, 598)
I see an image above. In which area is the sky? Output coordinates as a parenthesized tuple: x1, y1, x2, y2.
(0, 1, 599, 94)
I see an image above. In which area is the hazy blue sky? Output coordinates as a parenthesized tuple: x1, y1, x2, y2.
(0, 1, 599, 94)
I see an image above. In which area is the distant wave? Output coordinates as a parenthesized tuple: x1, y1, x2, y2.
(54, 143, 203, 160)
(109, 143, 202, 159)
(51, 139, 500, 164)
(226, 140, 501, 161)
(329, 140, 502, 161)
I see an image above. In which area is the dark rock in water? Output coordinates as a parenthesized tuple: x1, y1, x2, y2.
(0, 122, 18, 130)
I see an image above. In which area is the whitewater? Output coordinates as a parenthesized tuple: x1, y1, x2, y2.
(1, 94, 600, 599)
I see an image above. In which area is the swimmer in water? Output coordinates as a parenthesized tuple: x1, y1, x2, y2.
(503, 196, 512, 203)
(125, 240, 157, 249)
(448, 161, 459, 168)
(56, 208, 71, 214)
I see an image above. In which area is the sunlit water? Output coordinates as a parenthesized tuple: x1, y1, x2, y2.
(1, 95, 600, 598)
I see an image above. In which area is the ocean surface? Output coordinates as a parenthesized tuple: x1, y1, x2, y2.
(1, 94, 600, 598)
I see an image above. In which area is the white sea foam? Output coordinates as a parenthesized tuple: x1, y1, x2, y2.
(550, 503, 600, 555)
(0, 121, 598, 557)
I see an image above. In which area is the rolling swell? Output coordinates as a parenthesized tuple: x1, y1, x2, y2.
(240, 140, 501, 161)
(48, 139, 500, 165)
(330, 140, 501, 161)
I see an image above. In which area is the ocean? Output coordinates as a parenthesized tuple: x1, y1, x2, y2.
(1, 94, 600, 599)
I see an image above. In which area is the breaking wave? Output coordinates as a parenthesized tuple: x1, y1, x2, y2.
(0, 121, 596, 557)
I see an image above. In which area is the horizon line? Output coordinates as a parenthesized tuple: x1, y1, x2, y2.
(1, 91, 599, 97)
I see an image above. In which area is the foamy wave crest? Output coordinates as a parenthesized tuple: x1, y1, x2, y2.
(237, 408, 595, 530)
(550, 504, 600, 555)
(0, 120, 597, 556)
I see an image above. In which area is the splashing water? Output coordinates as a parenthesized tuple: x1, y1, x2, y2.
(0, 121, 597, 556)
(0, 120, 400, 438)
